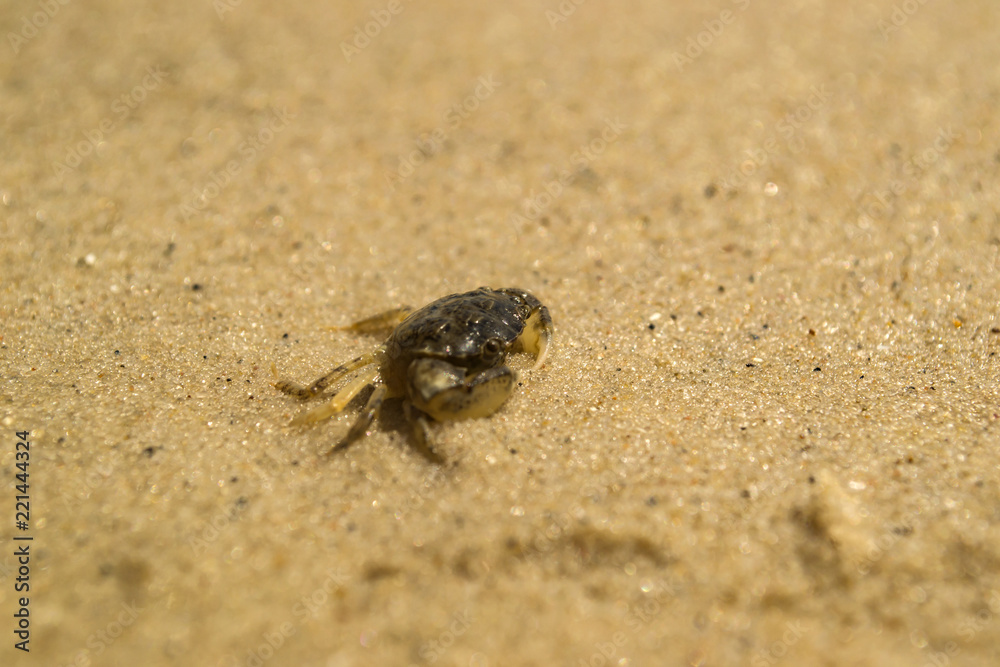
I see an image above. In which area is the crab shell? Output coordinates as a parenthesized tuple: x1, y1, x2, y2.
(381, 287, 551, 418)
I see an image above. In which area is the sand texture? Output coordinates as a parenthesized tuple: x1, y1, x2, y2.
(2, 0, 1000, 665)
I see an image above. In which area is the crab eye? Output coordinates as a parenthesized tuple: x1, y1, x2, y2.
(482, 339, 503, 358)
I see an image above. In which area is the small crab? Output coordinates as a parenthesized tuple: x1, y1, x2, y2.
(274, 287, 552, 456)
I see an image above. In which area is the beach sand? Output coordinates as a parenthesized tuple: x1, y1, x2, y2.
(2, 0, 999, 665)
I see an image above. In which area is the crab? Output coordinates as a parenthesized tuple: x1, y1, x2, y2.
(274, 287, 552, 456)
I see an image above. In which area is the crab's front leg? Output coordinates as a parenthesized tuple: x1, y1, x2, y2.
(407, 358, 516, 423)
(334, 306, 413, 334)
(274, 350, 380, 400)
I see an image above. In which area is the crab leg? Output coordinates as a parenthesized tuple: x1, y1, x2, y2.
(403, 401, 444, 463)
(334, 306, 414, 334)
(331, 384, 388, 452)
(274, 350, 379, 399)
(290, 367, 379, 425)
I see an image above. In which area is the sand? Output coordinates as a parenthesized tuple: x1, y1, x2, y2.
(2, 0, 1000, 665)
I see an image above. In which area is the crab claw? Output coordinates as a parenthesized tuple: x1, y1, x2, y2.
(499, 288, 552, 370)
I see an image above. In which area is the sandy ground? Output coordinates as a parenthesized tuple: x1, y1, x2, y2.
(2, 0, 1000, 665)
